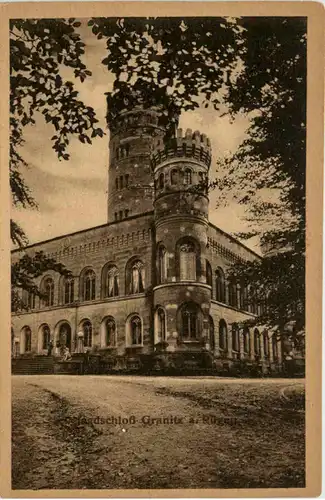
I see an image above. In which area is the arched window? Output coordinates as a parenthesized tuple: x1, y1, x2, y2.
(272, 334, 279, 360)
(58, 322, 72, 351)
(178, 302, 201, 340)
(242, 285, 249, 311)
(209, 316, 215, 351)
(251, 288, 258, 315)
(42, 277, 54, 307)
(215, 268, 226, 302)
(130, 261, 145, 294)
(156, 308, 166, 342)
(238, 284, 244, 310)
(64, 277, 74, 304)
(82, 320, 92, 348)
(179, 241, 196, 281)
(22, 290, 36, 309)
(254, 328, 261, 357)
(115, 178, 119, 190)
(184, 168, 192, 185)
(242, 327, 250, 354)
(41, 325, 51, 350)
(105, 317, 116, 347)
(105, 265, 119, 297)
(130, 315, 142, 345)
(206, 260, 212, 287)
(83, 270, 96, 301)
(158, 172, 164, 189)
(228, 280, 237, 308)
(232, 323, 240, 352)
(29, 292, 36, 309)
(263, 330, 270, 359)
(171, 169, 178, 185)
(219, 319, 228, 351)
(158, 245, 167, 284)
(22, 326, 31, 352)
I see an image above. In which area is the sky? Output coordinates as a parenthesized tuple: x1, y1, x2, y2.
(12, 19, 259, 252)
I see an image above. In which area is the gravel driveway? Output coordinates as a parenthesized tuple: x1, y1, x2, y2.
(12, 375, 305, 490)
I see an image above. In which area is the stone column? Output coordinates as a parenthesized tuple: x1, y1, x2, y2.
(239, 328, 244, 360)
(249, 328, 255, 361)
(227, 326, 233, 359)
(259, 332, 265, 359)
(214, 322, 220, 357)
(268, 335, 274, 363)
(277, 337, 283, 363)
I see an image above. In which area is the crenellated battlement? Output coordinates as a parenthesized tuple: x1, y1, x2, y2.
(151, 128, 212, 170)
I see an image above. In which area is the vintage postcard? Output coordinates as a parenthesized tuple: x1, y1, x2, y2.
(0, 1, 323, 497)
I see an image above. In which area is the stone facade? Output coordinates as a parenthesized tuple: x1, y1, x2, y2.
(11, 105, 283, 374)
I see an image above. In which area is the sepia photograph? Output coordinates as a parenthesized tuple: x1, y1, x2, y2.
(1, 2, 323, 496)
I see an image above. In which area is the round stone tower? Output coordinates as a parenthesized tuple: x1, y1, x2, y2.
(151, 128, 213, 351)
(106, 104, 168, 222)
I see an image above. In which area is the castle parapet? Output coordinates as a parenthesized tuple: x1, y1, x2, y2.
(151, 128, 212, 170)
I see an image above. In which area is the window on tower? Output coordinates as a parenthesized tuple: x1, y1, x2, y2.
(184, 168, 192, 185)
(157, 244, 167, 283)
(158, 172, 164, 189)
(155, 307, 166, 343)
(179, 242, 196, 281)
(178, 302, 201, 341)
(171, 169, 178, 185)
(176, 237, 199, 282)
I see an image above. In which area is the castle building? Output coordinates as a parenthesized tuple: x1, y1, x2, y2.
(11, 102, 283, 374)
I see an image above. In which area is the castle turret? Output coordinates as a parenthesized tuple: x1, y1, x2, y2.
(151, 128, 213, 351)
(106, 104, 168, 223)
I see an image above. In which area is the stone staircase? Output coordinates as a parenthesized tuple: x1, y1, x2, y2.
(12, 356, 55, 375)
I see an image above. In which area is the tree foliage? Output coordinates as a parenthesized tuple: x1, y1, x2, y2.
(89, 16, 306, 338)
(10, 18, 103, 310)
(215, 18, 306, 340)
(11, 17, 306, 342)
(11, 251, 72, 312)
(89, 17, 244, 133)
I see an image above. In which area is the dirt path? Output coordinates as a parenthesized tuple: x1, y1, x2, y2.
(12, 375, 305, 490)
